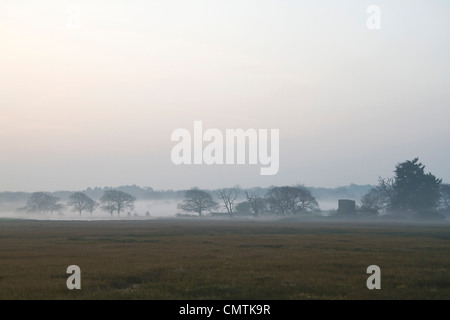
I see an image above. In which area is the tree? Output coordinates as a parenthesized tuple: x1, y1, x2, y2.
(439, 184, 450, 210)
(360, 177, 394, 214)
(26, 192, 63, 214)
(265, 186, 319, 215)
(244, 191, 266, 216)
(102, 203, 116, 216)
(217, 188, 239, 215)
(391, 158, 442, 212)
(100, 190, 135, 216)
(235, 201, 253, 216)
(68, 192, 97, 216)
(87, 201, 98, 216)
(178, 188, 218, 216)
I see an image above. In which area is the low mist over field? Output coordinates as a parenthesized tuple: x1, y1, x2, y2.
(1, 173, 449, 222)
(0, 184, 370, 220)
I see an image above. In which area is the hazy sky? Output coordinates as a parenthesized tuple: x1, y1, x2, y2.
(1, 0, 449, 192)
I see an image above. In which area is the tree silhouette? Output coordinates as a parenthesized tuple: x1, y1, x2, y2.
(68, 192, 97, 216)
(178, 188, 218, 216)
(391, 158, 442, 212)
(26, 192, 63, 214)
(217, 188, 239, 215)
(360, 177, 394, 214)
(245, 191, 266, 216)
(100, 190, 135, 216)
(266, 185, 319, 215)
(440, 184, 450, 210)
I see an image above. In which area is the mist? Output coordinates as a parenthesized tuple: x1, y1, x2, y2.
(1, 183, 447, 222)
(0, 185, 354, 220)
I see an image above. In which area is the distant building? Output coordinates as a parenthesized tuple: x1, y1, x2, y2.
(338, 199, 356, 215)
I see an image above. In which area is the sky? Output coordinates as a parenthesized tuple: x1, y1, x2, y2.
(1, 0, 449, 192)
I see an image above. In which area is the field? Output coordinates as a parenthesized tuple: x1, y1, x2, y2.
(0, 218, 449, 299)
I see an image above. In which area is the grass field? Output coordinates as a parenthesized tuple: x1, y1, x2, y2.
(0, 218, 449, 299)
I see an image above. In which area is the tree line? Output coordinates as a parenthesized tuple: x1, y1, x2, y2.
(23, 185, 320, 217)
(21, 157, 450, 219)
(177, 185, 319, 217)
(178, 158, 450, 219)
(25, 190, 137, 217)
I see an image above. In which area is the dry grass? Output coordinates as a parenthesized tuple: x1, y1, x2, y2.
(0, 219, 449, 299)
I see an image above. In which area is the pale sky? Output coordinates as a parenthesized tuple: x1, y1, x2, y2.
(1, 0, 449, 192)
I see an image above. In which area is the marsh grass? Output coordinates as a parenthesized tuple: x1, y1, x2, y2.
(0, 219, 449, 299)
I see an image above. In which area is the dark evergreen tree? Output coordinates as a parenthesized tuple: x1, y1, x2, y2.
(391, 158, 442, 212)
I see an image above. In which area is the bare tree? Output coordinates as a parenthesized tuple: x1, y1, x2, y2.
(178, 188, 218, 216)
(266, 186, 319, 215)
(102, 203, 116, 216)
(87, 201, 98, 216)
(440, 184, 450, 210)
(235, 201, 252, 216)
(100, 190, 135, 216)
(26, 192, 63, 214)
(360, 177, 395, 214)
(68, 192, 97, 216)
(217, 188, 239, 215)
(245, 191, 266, 216)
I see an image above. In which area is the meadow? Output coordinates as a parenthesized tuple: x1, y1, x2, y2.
(0, 218, 449, 299)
